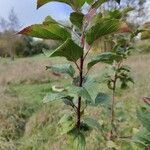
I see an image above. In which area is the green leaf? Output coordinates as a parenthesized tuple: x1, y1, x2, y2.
(37, 0, 71, 9)
(37, 0, 86, 9)
(43, 16, 58, 25)
(19, 23, 71, 41)
(71, 76, 99, 105)
(122, 7, 134, 15)
(58, 114, 75, 135)
(115, 0, 121, 4)
(46, 64, 75, 78)
(92, 0, 107, 9)
(108, 10, 122, 19)
(69, 129, 86, 150)
(77, 87, 93, 104)
(50, 39, 83, 62)
(83, 76, 100, 101)
(67, 84, 94, 104)
(73, 76, 89, 86)
(75, 0, 86, 8)
(63, 96, 74, 107)
(134, 128, 150, 147)
(91, 12, 103, 26)
(119, 74, 134, 90)
(86, 0, 94, 4)
(87, 52, 122, 70)
(70, 12, 84, 30)
(95, 92, 110, 105)
(86, 18, 121, 44)
(118, 65, 131, 72)
(137, 107, 150, 132)
(43, 92, 66, 103)
(80, 122, 90, 132)
(83, 118, 101, 130)
(74, 134, 86, 150)
(120, 82, 128, 89)
(127, 76, 134, 83)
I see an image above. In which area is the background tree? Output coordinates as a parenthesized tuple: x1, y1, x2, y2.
(0, 8, 51, 58)
(8, 8, 20, 32)
(0, 8, 20, 60)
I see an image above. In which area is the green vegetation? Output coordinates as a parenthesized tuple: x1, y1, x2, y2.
(19, 0, 135, 149)
(0, 0, 150, 149)
(0, 33, 52, 57)
(0, 53, 150, 149)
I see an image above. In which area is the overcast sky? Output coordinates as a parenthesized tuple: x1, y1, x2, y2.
(0, 0, 72, 28)
(0, 0, 150, 29)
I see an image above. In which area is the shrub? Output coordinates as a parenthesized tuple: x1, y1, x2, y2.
(136, 40, 150, 53)
(30, 41, 49, 56)
(134, 101, 150, 149)
(18, 0, 142, 149)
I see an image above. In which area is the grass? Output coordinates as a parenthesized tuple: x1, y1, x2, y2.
(11, 83, 52, 102)
(0, 54, 66, 85)
(0, 53, 150, 149)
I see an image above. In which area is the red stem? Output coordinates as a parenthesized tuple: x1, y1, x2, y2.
(110, 79, 116, 140)
(77, 34, 85, 128)
(110, 62, 121, 140)
(77, 56, 84, 128)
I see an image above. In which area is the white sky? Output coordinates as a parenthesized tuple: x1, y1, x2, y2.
(0, 0, 72, 28)
(0, 0, 149, 29)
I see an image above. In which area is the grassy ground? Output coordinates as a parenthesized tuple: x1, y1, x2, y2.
(0, 53, 150, 150)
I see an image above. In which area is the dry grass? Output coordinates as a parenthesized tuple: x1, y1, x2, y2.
(124, 54, 150, 100)
(0, 86, 31, 150)
(0, 58, 49, 84)
(0, 53, 149, 150)
(0, 56, 67, 85)
(90, 53, 150, 99)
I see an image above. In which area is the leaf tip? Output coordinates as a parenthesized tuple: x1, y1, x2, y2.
(18, 26, 32, 35)
(37, 0, 42, 9)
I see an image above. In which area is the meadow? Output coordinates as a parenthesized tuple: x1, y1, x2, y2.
(0, 53, 150, 150)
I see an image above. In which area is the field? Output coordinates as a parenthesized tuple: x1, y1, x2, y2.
(0, 53, 150, 150)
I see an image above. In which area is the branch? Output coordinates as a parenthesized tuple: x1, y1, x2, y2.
(74, 61, 81, 72)
(72, 105, 78, 113)
(83, 46, 91, 60)
(84, 69, 90, 77)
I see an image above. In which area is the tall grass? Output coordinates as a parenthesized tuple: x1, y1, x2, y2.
(0, 53, 149, 149)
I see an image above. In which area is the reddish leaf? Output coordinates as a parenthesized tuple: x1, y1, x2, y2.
(18, 24, 71, 41)
(143, 97, 150, 104)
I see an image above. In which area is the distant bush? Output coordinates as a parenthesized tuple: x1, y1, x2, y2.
(30, 41, 49, 56)
(136, 40, 150, 53)
(14, 36, 33, 57)
(0, 33, 53, 57)
(14, 37, 50, 57)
